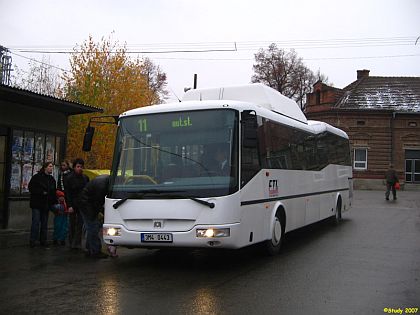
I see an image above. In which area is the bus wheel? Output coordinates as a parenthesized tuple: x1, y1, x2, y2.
(263, 212, 284, 256)
(332, 197, 342, 224)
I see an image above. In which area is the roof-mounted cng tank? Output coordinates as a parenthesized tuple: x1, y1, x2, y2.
(182, 83, 307, 124)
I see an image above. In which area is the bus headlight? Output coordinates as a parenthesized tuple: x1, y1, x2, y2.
(196, 228, 230, 238)
(104, 227, 121, 237)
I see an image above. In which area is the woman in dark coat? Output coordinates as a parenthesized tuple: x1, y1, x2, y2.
(28, 162, 57, 247)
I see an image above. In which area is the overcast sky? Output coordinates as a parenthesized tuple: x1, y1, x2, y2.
(1, 0, 419, 103)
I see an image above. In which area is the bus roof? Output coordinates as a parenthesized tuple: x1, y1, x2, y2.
(182, 83, 307, 124)
(307, 120, 349, 139)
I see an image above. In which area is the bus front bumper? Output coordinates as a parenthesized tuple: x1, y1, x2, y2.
(103, 223, 242, 249)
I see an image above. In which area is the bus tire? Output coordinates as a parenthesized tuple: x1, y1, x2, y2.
(333, 197, 342, 224)
(263, 210, 284, 256)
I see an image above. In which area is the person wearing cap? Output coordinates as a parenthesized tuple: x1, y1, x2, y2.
(52, 190, 69, 246)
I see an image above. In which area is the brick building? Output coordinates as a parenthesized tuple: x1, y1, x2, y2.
(305, 70, 420, 190)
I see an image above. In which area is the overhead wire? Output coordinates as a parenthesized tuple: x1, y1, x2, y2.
(8, 36, 418, 54)
(9, 51, 70, 72)
(5, 35, 419, 74)
(150, 53, 420, 61)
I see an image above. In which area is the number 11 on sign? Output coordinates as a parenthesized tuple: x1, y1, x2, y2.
(138, 119, 147, 132)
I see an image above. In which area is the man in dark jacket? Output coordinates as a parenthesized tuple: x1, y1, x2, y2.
(80, 174, 110, 259)
(385, 164, 399, 201)
(64, 158, 89, 249)
(28, 162, 57, 247)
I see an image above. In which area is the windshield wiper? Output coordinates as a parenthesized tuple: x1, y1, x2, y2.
(185, 196, 215, 209)
(112, 189, 181, 209)
(112, 190, 215, 209)
(112, 196, 130, 209)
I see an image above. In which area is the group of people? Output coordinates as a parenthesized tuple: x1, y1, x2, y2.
(28, 158, 115, 259)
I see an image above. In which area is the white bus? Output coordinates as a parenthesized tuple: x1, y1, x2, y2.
(101, 84, 352, 254)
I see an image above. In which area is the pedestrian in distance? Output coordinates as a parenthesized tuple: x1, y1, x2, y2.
(385, 164, 399, 201)
(65, 158, 89, 250)
(52, 190, 69, 246)
(28, 162, 57, 248)
(79, 174, 112, 259)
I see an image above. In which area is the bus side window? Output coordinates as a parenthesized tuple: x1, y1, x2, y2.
(241, 147, 260, 187)
(241, 112, 261, 187)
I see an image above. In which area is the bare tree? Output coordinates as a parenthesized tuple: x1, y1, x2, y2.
(251, 44, 330, 109)
(140, 57, 168, 104)
(12, 55, 63, 97)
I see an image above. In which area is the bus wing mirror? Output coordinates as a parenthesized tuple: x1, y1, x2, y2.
(82, 126, 95, 152)
(81, 116, 118, 152)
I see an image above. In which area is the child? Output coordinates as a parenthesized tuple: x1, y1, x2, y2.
(52, 190, 69, 246)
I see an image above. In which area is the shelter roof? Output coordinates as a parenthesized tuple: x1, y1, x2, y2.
(0, 84, 103, 115)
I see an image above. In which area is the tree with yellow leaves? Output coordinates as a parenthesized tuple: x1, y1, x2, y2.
(63, 35, 167, 169)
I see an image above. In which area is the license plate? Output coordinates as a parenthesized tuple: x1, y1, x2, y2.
(141, 233, 173, 243)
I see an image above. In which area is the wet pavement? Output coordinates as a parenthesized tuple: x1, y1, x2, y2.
(0, 190, 419, 314)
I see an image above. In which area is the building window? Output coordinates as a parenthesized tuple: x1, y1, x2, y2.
(354, 148, 367, 170)
(405, 149, 420, 183)
(10, 129, 63, 196)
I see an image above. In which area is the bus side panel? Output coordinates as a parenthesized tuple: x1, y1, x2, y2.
(305, 195, 320, 225)
(240, 166, 352, 241)
(239, 171, 270, 244)
(239, 203, 266, 246)
(320, 192, 335, 219)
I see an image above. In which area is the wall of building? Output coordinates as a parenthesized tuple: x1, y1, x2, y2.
(393, 114, 420, 177)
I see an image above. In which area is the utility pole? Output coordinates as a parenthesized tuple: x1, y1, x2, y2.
(193, 73, 197, 89)
(184, 74, 198, 93)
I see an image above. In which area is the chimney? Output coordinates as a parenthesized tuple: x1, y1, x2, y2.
(357, 69, 370, 80)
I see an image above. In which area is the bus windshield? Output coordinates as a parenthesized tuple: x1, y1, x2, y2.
(109, 109, 239, 199)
